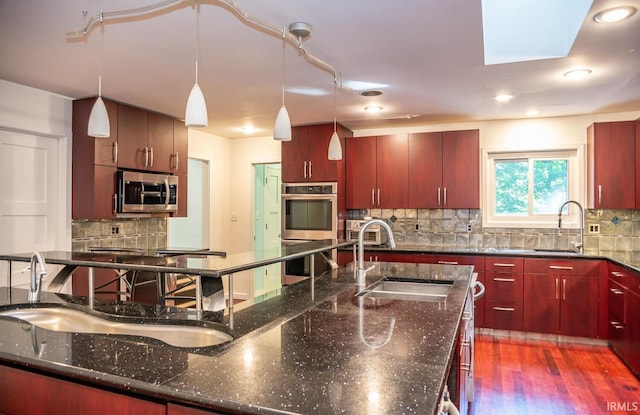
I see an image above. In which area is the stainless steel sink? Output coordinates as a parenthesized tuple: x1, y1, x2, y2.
(0, 306, 233, 348)
(359, 278, 453, 302)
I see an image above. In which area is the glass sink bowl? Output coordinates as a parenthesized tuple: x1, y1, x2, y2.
(359, 278, 454, 302)
(0, 306, 233, 348)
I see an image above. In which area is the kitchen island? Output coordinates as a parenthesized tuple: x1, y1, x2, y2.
(0, 256, 474, 414)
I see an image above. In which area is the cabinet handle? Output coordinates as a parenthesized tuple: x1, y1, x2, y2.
(562, 278, 566, 301)
(113, 194, 117, 213)
(377, 188, 380, 207)
(438, 261, 459, 265)
(493, 306, 515, 312)
(371, 189, 375, 207)
(308, 161, 312, 178)
(610, 320, 624, 330)
(303, 161, 307, 179)
(150, 147, 154, 166)
(437, 187, 441, 206)
(443, 187, 447, 206)
(611, 271, 624, 278)
(493, 277, 515, 282)
(174, 152, 179, 171)
(112, 142, 118, 164)
(555, 277, 559, 300)
(609, 288, 624, 295)
(549, 265, 573, 270)
(598, 185, 602, 206)
(144, 147, 149, 167)
(493, 263, 515, 267)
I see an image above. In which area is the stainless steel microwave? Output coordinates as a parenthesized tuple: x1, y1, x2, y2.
(116, 170, 178, 213)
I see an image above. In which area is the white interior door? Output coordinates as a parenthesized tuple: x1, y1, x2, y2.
(262, 164, 282, 292)
(0, 129, 59, 287)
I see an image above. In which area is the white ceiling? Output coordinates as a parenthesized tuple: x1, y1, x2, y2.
(0, 0, 639, 139)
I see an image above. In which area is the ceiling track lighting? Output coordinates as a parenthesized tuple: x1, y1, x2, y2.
(87, 10, 110, 138)
(327, 73, 342, 160)
(185, 1, 208, 127)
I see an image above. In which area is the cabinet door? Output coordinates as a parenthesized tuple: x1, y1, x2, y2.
(117, 105, 148, 170)
(376, 134, 409, 208)
(408, 132, 442, 208)
(346, 136, 377, 208)
(523, 273, 559, 334)
(442, 129, 479, 208)
(627, 291, 640, 374)
(282, 126, 309, 183)
(147, 112, 173, 173)
(561, 274, 599, 338)
(175, 174, 188, 218)
(588, 121, 635, 209)
(173, 119, 189, 175)
(307, 123, 338, 182)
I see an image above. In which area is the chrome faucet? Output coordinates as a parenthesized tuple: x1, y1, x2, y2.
(28, 251, 47, 302)
(558, 200, 584, 254)
(357, 219, 396, 288)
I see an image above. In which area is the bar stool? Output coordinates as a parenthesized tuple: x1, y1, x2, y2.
(88, 247, 145, 301)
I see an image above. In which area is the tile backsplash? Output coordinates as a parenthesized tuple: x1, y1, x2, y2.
(348, 208, 640, 253)
(71, 218, 167, 252)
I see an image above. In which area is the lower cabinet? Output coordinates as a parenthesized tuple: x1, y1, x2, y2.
(608, 264, 640, 376)
(168, 403, 226, 415)
(484, 257, 524, 331)
(523, 259, 600, 338)
(0, 364, 165, 415)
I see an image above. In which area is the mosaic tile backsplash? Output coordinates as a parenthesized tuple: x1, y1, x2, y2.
(71, 218, 167, 252)
(348, 208, 640, 252)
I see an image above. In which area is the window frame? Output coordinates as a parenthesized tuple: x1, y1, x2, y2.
(482, 145, 585, 228)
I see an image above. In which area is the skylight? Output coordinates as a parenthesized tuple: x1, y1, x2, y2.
(481, 0, 593, 65)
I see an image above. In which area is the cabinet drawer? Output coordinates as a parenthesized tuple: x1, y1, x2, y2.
(608, 279, 626, 324)
(486, 272, 523, 301)
(485, 256, 524, 273)
(485, 300, 523, 331)
(525, 258, 600, 275)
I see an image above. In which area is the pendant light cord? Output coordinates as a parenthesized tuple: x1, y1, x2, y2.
(195, 1, 200, 83)
(98, 10, 104, 97)
(281, 28, 286, 105)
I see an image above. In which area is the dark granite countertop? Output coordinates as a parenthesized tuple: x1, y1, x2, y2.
(0, 261, 473, 415)
(349, 243, 640, 273)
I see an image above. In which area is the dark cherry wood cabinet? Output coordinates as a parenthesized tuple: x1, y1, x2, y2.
(636, 119, 640, 208)
(608, 263, 640, 376)
(281, 123, 350, 183)
(345, 134, 409, 209)
(484, 256, 524, 331)
(168, 403, 226, 415)
(173, 119, 189, 175)
(72, 98, 119, 220)
(523, 258, 600, 338)
(0, 364, 165, 415)
(408, 129, 479, 209)
(587, 121, 636, 209)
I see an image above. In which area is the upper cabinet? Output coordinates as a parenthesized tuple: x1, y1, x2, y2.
(72, 98, 188, 219)
(587, 121, 636, 209)
(346, 134, 409, 209)
(281, 123, 350, 183)
(408, 129, 479, 208)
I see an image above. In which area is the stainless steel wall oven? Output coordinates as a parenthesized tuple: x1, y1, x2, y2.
(281, 182, 337, 240)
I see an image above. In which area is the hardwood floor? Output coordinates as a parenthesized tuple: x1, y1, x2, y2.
(471, 335, 640, 415)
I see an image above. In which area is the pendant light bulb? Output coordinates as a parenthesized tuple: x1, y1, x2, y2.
(274, 104, 292, 141)
(328, 130, 342, 160)
(185, 3, 208, 128)
(88, 75, 110, 138)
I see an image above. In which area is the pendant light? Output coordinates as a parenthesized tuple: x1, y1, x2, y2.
(273, 29, 291, 141)
(87, 11, 110, 138)
(327, 74, 342, 160)
(185, 1, 208, 127)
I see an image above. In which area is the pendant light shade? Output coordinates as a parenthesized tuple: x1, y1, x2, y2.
(328, 130, 342, 160)
(185, 82, 208, 127)
(274, 104, 292, 141)
(88, 76, 110, 138)
(185, 2, 208, 128)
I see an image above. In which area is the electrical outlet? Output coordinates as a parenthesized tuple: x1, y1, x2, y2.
(111, 225, 120, 235)
(415, 224, 419, 231)
(588, 224, 600, 234)
(466, 224, 472, 232)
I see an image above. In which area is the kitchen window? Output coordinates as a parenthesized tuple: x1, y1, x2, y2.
(484, 148, 583, 228)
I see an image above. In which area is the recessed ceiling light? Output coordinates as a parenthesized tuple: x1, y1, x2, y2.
(239, 126, 259, 134)
(594, 6, 637, 23)
(364, 105, 383, 113)
(526, 110, 539, 117)
(563, 68, 592, 80)
(494, 94, 514, 103)
(361, 90, 383, 97)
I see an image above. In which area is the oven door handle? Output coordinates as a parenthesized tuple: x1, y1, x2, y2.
(164, 177, 170, 209)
